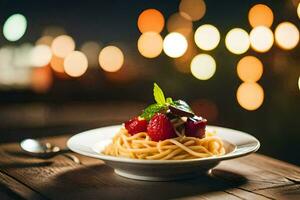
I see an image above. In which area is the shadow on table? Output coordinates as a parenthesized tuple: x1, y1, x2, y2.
(43, 164, 248, 200)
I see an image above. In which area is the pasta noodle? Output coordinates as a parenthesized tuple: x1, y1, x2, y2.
(103, 128, 225, 160)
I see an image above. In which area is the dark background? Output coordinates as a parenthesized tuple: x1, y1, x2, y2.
(0, 0, 299, 165)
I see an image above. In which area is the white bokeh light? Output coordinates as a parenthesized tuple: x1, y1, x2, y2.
(190, 54, 216, 80)
(225, 28, 250, 54)
(194, 24, 220, 51)
(250, 26, 274, 52)
(163, 32, 188, 58)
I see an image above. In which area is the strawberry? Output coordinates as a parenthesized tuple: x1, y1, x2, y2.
(124, 117, 147, 135)
(147, 113, 176, 141)
(185, 116, 207, 138)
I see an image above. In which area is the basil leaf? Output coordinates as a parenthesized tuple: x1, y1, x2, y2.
(170, 100, 194, 116)
(166, 97, 173, 104)
(153, 83, 166, 105)
(140, 103, 166, 120)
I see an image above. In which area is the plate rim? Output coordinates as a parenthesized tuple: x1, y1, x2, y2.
(67, 125, 260, 164)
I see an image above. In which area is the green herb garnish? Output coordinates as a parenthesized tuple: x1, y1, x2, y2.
(140, 83, 194, 120)
(140, 104, 167, 120)
(153, 83, 166, 105)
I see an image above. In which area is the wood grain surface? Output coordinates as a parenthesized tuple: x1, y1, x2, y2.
(0, 135, 299, 200)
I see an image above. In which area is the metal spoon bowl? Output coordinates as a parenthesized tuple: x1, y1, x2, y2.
(20, 139, 80, 163)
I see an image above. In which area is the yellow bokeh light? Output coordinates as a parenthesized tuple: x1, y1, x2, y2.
(298, 3, 300, 19)
(179, 0, 206, 21)
(80, 41, 101, 67)
(163, 32, 188, 58)
(167, 13, 193, 36)
(137, 9, 164, 33)
(51, 35, 75, 58)
(50, 55, 64, 73)
(250, 26, 274, 52)
(138, 32, 163, 58)
(30, 45, 52, 67)
(99, 46, 124, 72)
(237, 82, 264, 111)
(36, 36, 54, 46)
(225, 28, 250, 54)
(248, 4, 273, 28)
(194, 24, 220, 51)
(275, 22, 299, 50)
(190, 54, 216, 80)
(64, 51, 88, 77)
(237, 56, 263, 82)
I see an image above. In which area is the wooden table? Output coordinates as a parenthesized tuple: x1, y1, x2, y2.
(0, 135, 299, 200)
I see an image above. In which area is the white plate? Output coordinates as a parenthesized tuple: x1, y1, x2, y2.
(67, 125, 260, 181)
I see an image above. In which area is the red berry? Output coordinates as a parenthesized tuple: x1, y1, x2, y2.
(124, 117, 147, 135)
(147, 113, 176, 142)
(185, 117, 207, 138)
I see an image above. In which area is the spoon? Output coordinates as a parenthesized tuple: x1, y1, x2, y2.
(20, 139, 80, 164)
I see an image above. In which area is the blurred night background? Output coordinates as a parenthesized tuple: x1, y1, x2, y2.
(0, 0, 299, 165)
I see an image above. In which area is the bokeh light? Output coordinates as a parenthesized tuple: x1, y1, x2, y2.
(138, 32, 163, 58)
(99, 46, 124, 72)
(225, 28, 250, 54)
(179, 0, 206, 21)
(50, 55, 65, 73)
(298, 76, 300, 91)
(80, 41, 101, 67)
(190, 54, 216, 80)
(298, 3, 300, 19)
(275, 22, 299, 50)
(13, 43, 33, 68)
(250, 26, 274, 52)
(64, 51, 88, 77)
(31, 67, 52, 93)
(248, 4, 273, 28)
(194, 24, 220, 51)
(36, 36, 54, 47)
(3, 14, 27, 42)
(137, 9, 164, 33)
(51, 35, 75, 58)
(30, 45, 52, 67)
(163, 32, 188, 58)
(167, 13, 193, 36)
(237, 82, 264, 111)
(237, 56, 263, 82)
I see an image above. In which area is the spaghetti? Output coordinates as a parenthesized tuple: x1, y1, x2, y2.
(103, 128, 225, 160)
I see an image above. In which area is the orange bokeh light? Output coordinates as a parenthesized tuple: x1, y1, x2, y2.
(167, 13, 193, 36)
(179, 0, 206, 21)
(51, 35, 75, 58)
(237, 56, 263, 82)
(50, 55, 65, 73)
(248, 4, 274, 28)
(237, 82, 264, 111)
(99, 46, 124, 72)
(31, 67, 53, 93)
(138, 32, 163, 58)
(64, 51, 88, 77)
(137, 9, 164, 33)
